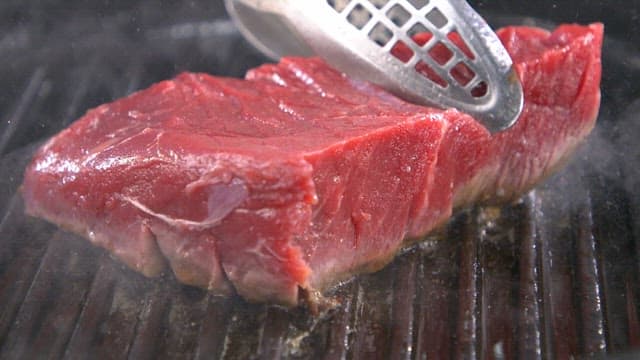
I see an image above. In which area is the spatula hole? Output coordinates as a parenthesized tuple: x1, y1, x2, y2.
(327, 0, 351, 13)
(407, 23, 431, 46)
(407, 0, 429, 9)
(369, 22, 393, 46)
(368, 0, 389, 9)
(447, 31, 476, 59)
(471, 81, 488, 98)
(428, 41, 453, 65)
(450, 62, 475, 86)
(386, 4, 411, 27)
(390, 40, 414, 63)
(347, 4, 373, 30)
(426, 7, 448, 28)
(415, 61, 447, 87)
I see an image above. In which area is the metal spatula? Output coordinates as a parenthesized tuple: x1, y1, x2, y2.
(225, 0, 523, 133)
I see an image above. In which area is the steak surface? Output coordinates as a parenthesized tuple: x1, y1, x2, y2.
(22, 24, 603, 305)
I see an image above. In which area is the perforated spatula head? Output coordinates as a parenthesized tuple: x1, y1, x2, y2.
(225, 0, 524, 133)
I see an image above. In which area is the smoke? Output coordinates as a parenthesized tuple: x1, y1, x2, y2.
(532, 97, 637, 220)
(618, 99, 640, 239)
(618, 99, 640, 195)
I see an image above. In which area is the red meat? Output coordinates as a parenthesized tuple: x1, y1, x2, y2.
(21, 24, 603, 306)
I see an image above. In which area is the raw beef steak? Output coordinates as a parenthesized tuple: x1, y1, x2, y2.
(22, 24, 603, 306)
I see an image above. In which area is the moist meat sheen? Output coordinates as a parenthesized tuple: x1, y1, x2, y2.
(22, 24, 603, 306)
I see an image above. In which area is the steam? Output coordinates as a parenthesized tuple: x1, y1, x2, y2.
(533, 102, 630, 215)
(619, 99, 640, 197)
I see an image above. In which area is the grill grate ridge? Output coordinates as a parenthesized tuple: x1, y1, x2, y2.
(515, 194, 542, 359)
(193, 296, 233, 360)
(63, 255, 122, 357)
(389, 250, 418, 359)
(575, 197, 607, 354)
(0, 197, 54, 350)
(454, 211, 480, 359)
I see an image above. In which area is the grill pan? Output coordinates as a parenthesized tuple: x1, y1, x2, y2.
(1, 1, 639, 358)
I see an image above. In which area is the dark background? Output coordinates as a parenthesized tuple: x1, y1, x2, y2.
(0, 1, 639, 359)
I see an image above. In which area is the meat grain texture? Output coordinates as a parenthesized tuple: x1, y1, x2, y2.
(22, 24, 603, 306)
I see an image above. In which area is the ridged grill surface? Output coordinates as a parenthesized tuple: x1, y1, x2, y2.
(1, 1, 639, 358)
